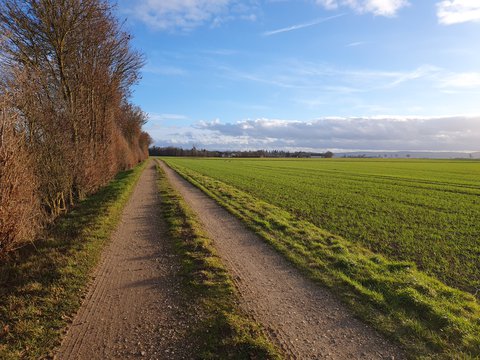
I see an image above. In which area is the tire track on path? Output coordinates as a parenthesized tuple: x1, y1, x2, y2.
(56, 161, 194, 360)
(160, 160, 405, 360)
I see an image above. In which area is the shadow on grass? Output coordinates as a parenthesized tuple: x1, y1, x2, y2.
(0, 165, 143, 360)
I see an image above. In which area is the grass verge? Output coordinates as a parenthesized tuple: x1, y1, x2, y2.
(0, 161, 147, 359)
(165, 160, 480, 360)
(156, 161, 280, 359)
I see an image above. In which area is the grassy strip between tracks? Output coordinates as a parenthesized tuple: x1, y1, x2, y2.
(165, 160, 480, 360)
(0, 161, 147, 359)
(156, 162, 280, 359)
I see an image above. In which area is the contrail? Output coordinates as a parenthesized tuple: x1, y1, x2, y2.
(263, 13, 346, 36)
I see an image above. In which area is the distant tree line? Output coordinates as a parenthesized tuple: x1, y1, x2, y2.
(149, 146, 334, 158)
(0, 0, 151, 256)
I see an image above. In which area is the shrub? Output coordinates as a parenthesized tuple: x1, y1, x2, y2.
(0, 94, 40, 255)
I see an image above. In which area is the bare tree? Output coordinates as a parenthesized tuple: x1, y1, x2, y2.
(0, 0, 149, 256)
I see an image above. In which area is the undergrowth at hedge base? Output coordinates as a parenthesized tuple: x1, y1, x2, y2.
(0, 161, 146, 359)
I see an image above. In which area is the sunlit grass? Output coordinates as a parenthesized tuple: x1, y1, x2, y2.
(164, 158, 480, 359)
(162, 158, 480, 294)
(156, 161, 280, 359)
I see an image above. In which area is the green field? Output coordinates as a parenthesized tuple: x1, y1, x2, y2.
(163, 157, 480, 357)
(164, 158, 480, 294)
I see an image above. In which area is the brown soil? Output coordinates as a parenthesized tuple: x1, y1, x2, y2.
(56, 161, 195, 360)
(160, 160, 405, 360)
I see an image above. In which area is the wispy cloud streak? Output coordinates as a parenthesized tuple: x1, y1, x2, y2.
(262, 13, 346, 36)
(148, 113, 189, 121)
(346, 41, 366, 47)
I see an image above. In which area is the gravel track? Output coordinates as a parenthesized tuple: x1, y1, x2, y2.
(56, 161, 194, 360)
(160, 160, 405, 360)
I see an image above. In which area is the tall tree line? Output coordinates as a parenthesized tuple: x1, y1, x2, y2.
(0, 0, 151, 255)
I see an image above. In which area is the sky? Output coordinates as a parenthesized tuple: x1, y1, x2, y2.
(114, 0, 480, 152)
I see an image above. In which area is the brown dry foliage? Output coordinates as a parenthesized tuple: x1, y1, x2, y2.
(0, 0, 151, 256)
(0, 93, 40, 254)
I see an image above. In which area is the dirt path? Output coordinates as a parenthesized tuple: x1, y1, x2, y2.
(160, 161, 405, 360)
(56, 161, 193, 360)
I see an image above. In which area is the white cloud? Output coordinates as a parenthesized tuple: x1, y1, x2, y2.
(119, 0, 257, 31)
(317, 0, 340, 10)
(316, 0, 409, 16)
(439, 72, 480, 88)
(437, 0, 480, 25)
(150, 116, 480, 151)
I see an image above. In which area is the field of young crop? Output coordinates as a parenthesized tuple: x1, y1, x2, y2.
(164, 158, 480, 295)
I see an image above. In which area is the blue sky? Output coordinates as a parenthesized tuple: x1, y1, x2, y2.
(115, 0, 480, 152)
